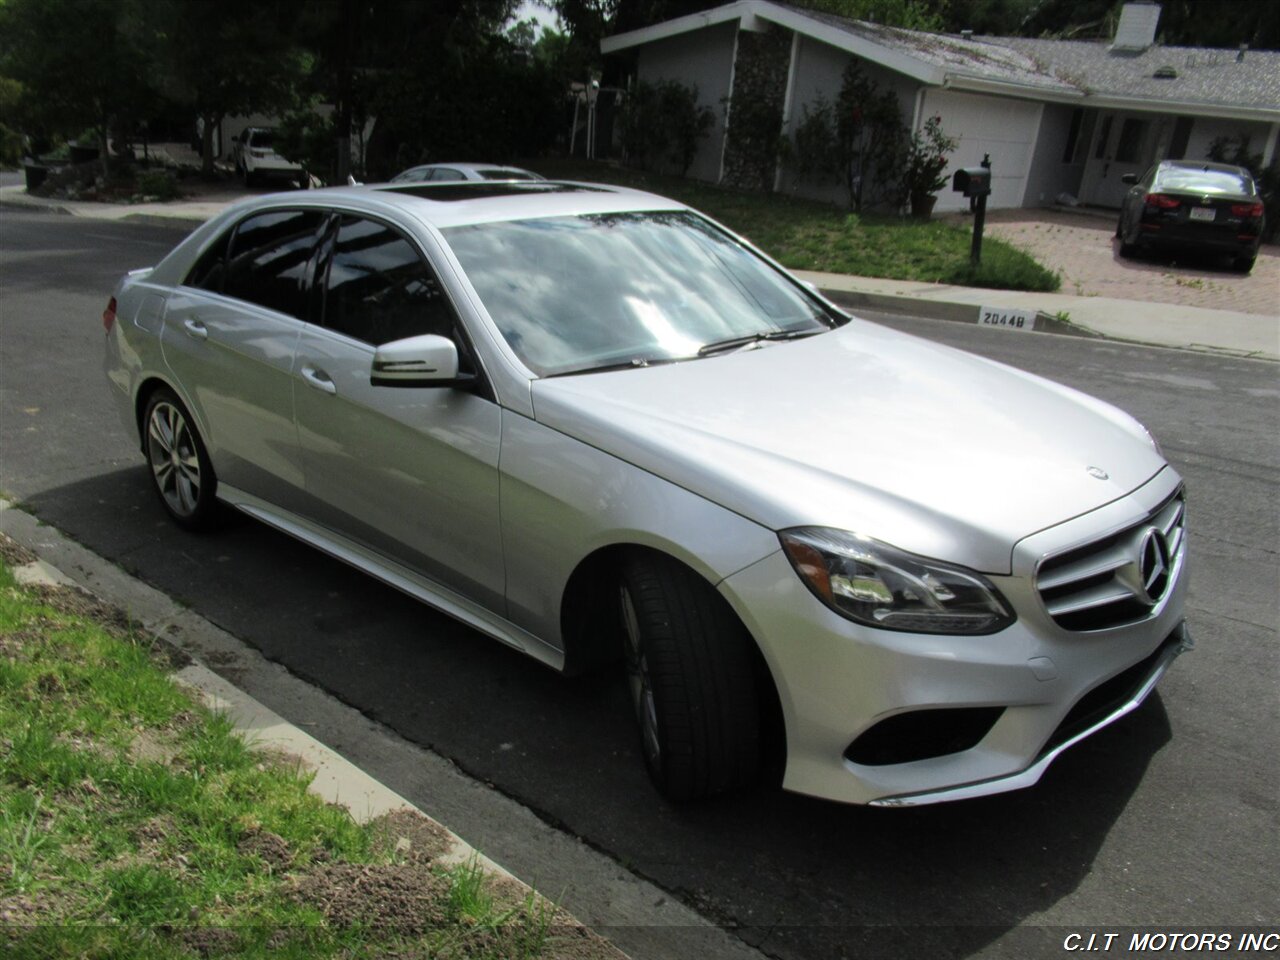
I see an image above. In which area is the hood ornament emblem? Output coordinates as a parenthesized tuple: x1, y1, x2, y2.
(1086, 466, 1109, 480)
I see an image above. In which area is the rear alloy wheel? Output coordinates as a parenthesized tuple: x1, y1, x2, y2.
(144, 389, 217, 530)
(618, 553, 761, 801)
(1233, 254, 1256, 273)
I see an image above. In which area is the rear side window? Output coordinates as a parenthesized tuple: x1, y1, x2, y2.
(185, 232, 230, 291)
(224, 210, 327, 320)
(321, 216, 459, 347)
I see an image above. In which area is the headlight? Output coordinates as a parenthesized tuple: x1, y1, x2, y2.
(779, 528, 1014, 635)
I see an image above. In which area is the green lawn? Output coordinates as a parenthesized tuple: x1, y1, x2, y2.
(525, 158, 1061, 293)
(0, 547, 607, 960)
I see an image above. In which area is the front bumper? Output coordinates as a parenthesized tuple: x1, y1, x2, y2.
(719, 469, 1189, 806)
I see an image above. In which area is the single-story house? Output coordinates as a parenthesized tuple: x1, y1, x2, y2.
(600, 0, 1280, 213)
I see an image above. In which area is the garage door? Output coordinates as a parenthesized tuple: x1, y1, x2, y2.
(920, 89, 1042, 212)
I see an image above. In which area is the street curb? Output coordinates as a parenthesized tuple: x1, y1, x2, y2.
(819, 287, 1104, 339)
(0, 499, 621, 956)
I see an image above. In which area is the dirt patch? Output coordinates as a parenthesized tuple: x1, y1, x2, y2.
(26, 582, 134, 636)
(0, 629, 37, 660)
(286, 863, 450, 936)
(371, 808, 454, 866)
(237, 827, 294, 874)
(0, 534, 38, 567)
(177, 926, 242, 957)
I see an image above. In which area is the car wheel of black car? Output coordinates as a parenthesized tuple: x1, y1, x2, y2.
(143, 388, 218, 531)
(243, 167, 258, 188)
(618, 553, 761, 801)
(1233, 254, 1256, 274)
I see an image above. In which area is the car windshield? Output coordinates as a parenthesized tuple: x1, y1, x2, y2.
(249, 130, 276, 148)
(442, 211, 838, 377)
(1157, 167, 1254, 195)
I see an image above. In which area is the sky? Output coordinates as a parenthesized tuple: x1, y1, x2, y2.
(514, 0, 561, 32)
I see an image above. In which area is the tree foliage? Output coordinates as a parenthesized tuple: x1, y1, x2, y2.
(619, 79, 714, 173)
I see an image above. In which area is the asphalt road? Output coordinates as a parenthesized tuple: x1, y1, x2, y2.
(2, 210, 1276, 957)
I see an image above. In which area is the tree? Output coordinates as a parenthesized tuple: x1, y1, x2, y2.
(834, 62, 905, 210)
(790, 0, 945, 31)
(0, 0, 157, 181)
(151, 0, 307, 175)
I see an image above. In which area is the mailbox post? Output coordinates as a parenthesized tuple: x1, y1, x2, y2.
(953, 155, 993, 268)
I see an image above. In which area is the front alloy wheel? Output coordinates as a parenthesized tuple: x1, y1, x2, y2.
(144, 390, 216, 530)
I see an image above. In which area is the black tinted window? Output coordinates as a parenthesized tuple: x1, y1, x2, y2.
(185, 231, 230, 291)
(322, 216, 458, 347)
(224, 210, 326, 319)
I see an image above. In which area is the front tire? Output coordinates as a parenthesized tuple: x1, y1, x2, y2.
(618, 553, 761, 801)
(143, 388, 217, 531)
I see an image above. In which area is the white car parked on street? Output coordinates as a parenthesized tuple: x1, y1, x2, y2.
(103, 180, 1190, 805)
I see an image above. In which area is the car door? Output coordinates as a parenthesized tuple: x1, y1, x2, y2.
(161, 208, 326, 509)
(293, 212, 505, 611)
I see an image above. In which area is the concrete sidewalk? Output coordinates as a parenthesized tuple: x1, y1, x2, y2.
(3, 181, 1276, 360)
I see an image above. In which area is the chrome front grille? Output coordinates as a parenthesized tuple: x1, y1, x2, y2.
(1037, 490, 1186, 632)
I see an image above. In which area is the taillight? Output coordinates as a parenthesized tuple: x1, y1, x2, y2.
(1230, 201, 1264, 218)
(1144, 193, 1180, 210)
(102, 297, 117, 333)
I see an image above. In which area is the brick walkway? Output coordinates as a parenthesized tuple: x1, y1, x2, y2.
(967, 208, 1278, 317)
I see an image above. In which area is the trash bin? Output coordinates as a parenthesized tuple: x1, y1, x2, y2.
(22, 162, 49, 191)
(69, 142, 99, 165)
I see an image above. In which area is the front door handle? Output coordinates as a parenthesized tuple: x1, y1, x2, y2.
(183, 318, 208, 341)
(301, 364, 337, 395)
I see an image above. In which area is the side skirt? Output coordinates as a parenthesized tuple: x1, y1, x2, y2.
(217, 483, 565, 672)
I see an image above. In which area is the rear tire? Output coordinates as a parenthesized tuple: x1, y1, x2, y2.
(1233, 254, 1256, 273)
(143, 388, 218, 531)
(618, 553, 761, 801)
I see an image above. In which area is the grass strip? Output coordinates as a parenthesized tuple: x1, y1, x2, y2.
(526, 158, 1061, 293)
(0, 545, 608, 959)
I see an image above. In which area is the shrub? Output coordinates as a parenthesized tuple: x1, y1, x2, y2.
(620, 80, 714, 175)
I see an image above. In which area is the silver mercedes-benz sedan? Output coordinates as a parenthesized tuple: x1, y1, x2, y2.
(104, 180, 1190, 806)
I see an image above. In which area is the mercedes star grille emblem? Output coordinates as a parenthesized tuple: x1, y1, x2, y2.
(1124, 527, 1171, 606)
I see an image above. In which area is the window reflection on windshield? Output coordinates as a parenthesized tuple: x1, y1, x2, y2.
(442, 212, 836, 376)
(1158, 169, 1254, 195)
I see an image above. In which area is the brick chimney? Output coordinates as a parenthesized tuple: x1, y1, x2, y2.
(1112, 2, 1161, 52)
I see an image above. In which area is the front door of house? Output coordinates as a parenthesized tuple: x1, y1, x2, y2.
(1081, 112, 1157, 208)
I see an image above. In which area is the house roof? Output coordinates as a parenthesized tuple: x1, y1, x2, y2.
(602, 0, 1280, 121)
(999, 37, 1280, 114)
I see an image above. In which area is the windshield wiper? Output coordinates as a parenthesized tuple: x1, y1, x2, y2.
(545, 356, 687, 378)
(695, 328, 823, 357)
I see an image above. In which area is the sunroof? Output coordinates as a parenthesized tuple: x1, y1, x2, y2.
(381, 182, 609, 202)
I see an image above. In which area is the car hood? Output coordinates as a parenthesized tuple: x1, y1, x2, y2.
(529, 319, 1166, 573)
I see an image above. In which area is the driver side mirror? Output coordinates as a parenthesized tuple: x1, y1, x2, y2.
(371, 333, 473, 389)
(1120, 173, 1138, 185)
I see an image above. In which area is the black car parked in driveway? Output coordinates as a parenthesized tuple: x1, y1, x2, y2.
(1116, 161, 1264, 273)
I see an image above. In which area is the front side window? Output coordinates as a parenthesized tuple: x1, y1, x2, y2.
(442, 211, 838, 377)
(223, 209, 327, 320)
(322, 216, 460, 348)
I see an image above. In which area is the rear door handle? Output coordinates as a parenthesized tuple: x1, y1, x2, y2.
(183, 318, 208, 341)
(301, 364, 337, 395)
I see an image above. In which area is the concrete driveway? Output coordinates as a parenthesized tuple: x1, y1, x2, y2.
(978, 208, 1277, 316)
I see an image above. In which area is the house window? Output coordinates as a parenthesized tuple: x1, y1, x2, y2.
(1168, 117, 1193, 160)
(1062, 108, 1083, 163)
(1115, 118, 1148, 163)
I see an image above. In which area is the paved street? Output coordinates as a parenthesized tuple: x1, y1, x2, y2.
(1, 210, 1276, 958)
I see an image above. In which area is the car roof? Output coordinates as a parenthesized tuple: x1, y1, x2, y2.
(237, 181, 686, 229)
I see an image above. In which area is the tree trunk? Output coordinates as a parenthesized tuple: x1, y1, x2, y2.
(97, 124, 111, 185)
(201, 115, 218, 176)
